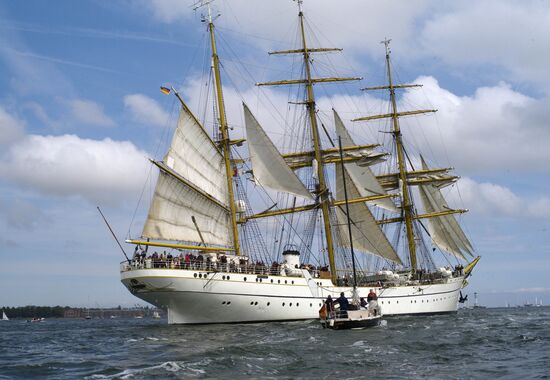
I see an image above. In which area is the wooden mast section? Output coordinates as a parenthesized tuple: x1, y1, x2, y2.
(202, 1, 241, 255)
(256, 1, 361, 283)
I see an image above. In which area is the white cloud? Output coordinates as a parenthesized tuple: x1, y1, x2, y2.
(0, 106, 25, 145)
(123, 94, 170, 127)
(0, 134, 150, 204)
(330, 76, 550, 175)
(65, 99, 115, 127)
(138, 1, 550, 89)
(446, 177, 550, 219)
(420, 1, 550, 85)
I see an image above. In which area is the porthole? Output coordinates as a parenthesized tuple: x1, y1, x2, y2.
(244, 277, 247, 282)
(271, 279, 274, 283)
(310, 303, 312, 307)
(227, 301, 231, 305)
(381, 301, 384, 304)
(414, 300, 417, 303)
(278, 280, 281, 284)
(222, 301, 226, 304)
(291, 281, 294, 285)
(296, 303, 299, 307)
(250, 301, 254, 305)
(282, 302, 285, 306)
(198, 273, 202, 278)
(255, 278, 258, 282)
(289, 303, 293, 306)
(267, 302, 270, 306)
(388, 301, 390, 304)
(260, 279, 263, 283)
(222, 275, 226, 280)
(227, 276, 230, 280)
(319, 303, 322, 307)
(285, 280, 288, 284)
(397, 301, 399, 304)
(254, 302, 258, 305)
(194, 273, 197, 278)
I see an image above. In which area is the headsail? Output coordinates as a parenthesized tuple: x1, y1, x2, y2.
(418, 157, 474, 259)
(142, 105, 233, 248)
(334, 110, 397, 212)
(335, 164, 402, 265)
(243, 103, 313, 199)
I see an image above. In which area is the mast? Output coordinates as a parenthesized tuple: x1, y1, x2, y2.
(255, 1, 361, 282)
(203, 1, 241, 255)
(383, 39, 418, 270)
(297, 4, 336, 282)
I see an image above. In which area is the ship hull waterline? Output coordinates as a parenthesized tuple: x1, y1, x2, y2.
(121, 268, 464, 324)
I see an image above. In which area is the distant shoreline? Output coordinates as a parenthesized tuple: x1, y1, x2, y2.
(1, 306, 163, 319)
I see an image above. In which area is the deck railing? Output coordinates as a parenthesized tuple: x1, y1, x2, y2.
(121, 259, 323, 278)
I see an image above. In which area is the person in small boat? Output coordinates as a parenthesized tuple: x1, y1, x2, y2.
(367, 289, 378, 303)
(336, 292, 349, 318)
(367, 289, 379, 315)
(325, 295, 334, 317)
(360, 297, 368, 309)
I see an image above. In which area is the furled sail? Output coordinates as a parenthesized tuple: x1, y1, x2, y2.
(243, 103, 312, 199)
(418, 157, 474, 259)
(142, 104, 232, 247)
(335, 164, 402, 265)
(334, 110, 397, 212)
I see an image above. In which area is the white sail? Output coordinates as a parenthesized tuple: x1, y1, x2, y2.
(418, 157, 473, 259)
(142, 105, 232, 247)
(2, 311, 8, 321)
(335, 164, 402, 265)
(334, 110, 397, 212)
(243, 103, 312, 199)
(165, 103, 229, 206)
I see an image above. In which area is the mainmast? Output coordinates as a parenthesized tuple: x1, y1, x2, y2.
(256, 0, 361, 282)
(199, 0, 241, 255)
(297, 5, 336, 282)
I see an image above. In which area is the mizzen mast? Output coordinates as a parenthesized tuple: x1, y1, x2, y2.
(256, 0, 361, 282)
(352, 39, 473, 269)
(196, 0, 241, 255)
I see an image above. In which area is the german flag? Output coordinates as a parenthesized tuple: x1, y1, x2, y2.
(160, 86, 171, 95)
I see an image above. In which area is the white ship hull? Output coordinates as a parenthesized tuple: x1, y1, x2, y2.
(121, 267, 463, 324)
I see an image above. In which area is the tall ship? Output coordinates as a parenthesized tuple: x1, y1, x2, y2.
(120, 0, 480, 324)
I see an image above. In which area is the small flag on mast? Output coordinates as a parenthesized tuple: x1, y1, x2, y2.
(160, 86, 171, 95)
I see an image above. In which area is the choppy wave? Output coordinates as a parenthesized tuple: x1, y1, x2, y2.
(0, 307, 549, 379)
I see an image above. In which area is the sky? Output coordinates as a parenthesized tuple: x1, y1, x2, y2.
(0, 0, 549, 308)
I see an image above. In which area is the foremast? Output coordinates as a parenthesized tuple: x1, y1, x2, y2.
(203, 1, 241, 255)
(257, 0, 361, 282)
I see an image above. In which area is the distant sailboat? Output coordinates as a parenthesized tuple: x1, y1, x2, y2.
(1, 311, 8, 321)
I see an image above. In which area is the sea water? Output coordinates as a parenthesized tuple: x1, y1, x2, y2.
(0, 307, 548, 379)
